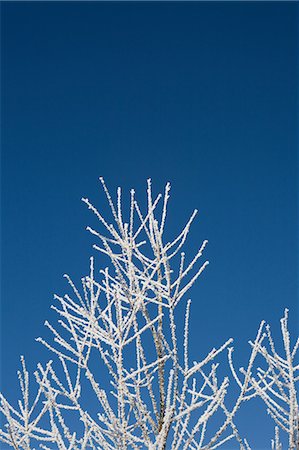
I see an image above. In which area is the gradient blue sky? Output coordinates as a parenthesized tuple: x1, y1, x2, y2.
(1, 2, 298, 448)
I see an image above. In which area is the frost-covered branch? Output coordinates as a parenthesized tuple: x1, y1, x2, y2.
(1, 180, 298, 449)
(229, 310, 299, 449)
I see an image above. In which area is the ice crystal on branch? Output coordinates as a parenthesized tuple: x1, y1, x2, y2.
(0, 180, 298, 449)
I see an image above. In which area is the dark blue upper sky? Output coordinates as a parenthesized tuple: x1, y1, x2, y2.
(1, 2, 298, 448)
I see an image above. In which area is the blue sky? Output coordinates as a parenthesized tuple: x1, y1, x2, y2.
(1, 2, 298, 448)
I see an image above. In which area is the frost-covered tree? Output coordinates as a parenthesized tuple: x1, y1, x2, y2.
(0, 180, 298, 449)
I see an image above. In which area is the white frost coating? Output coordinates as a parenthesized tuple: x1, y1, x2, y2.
(0, 180, 298, 449)
(230, 309, 299, 449)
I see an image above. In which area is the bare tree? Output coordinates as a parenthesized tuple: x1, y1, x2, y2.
(0, 180, 298, 449)
(229, 309, 299, 449)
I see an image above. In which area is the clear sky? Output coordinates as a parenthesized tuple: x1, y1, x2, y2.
(1, 2, 298, 448)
